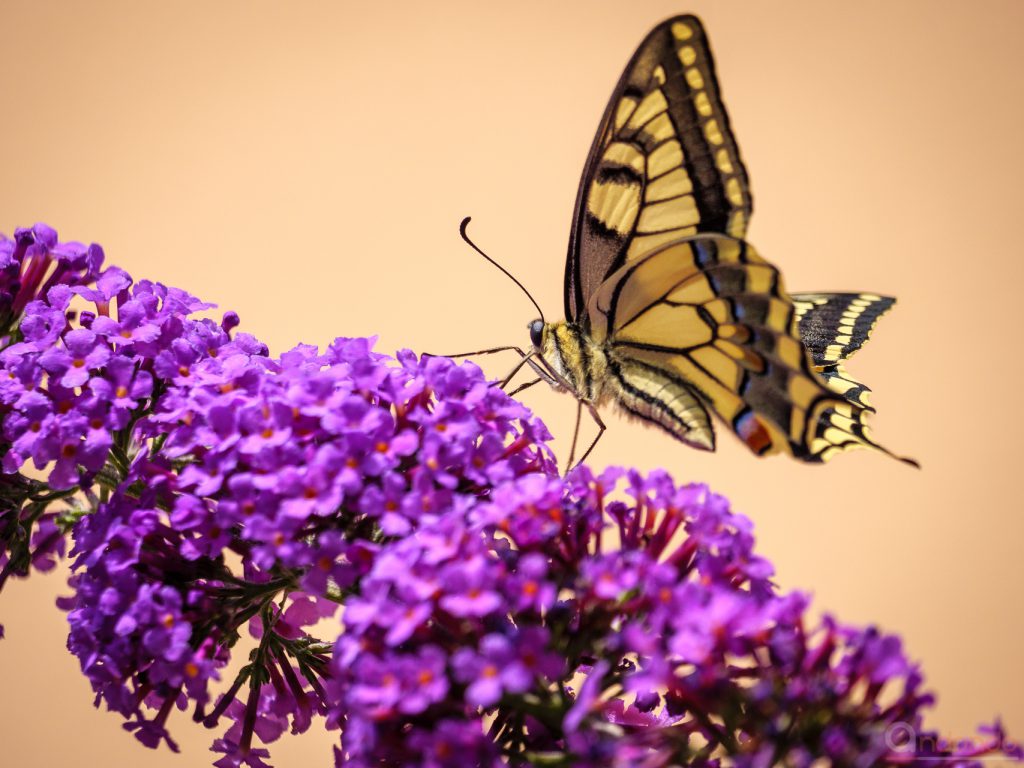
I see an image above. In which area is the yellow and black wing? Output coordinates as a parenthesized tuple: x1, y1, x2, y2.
(564, 14, 751, 323)
(588, 235, 916, 465)
(793, 292, 896, 410)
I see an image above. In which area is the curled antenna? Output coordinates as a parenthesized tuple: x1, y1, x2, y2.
(459, 217, 545, 323)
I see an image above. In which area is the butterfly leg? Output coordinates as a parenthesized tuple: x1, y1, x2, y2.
(564, 398, 606, 472)
(574, 401, 606, 469)
(507, 377, 542, 397)
(493, 350, 560, 392)
(500, 351, 548, 389)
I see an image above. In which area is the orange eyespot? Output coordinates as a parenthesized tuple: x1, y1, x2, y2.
(736, 411, 772, 455)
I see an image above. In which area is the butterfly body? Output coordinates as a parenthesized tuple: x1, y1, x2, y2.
(523, 14, 914, 465)
(535, 320, 607, 404)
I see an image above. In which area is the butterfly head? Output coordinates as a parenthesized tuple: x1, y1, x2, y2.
(528, 319, 545, 350)
(528, 318, 563, 379)
(529, 319, 564, 375)
(528, 319, 601, 401)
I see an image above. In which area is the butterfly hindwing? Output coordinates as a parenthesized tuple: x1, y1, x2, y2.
(793, 292, 895, 367)
(586, 235, 914, 464)
(792, 292, 896, 410)
(608, 358, 715, 452)
(564, 14, 752, 323)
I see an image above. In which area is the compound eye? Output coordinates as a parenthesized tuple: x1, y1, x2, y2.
(529, 320, 544, 348)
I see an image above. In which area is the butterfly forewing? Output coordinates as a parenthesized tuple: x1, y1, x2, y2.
(565, 14, 752, 323)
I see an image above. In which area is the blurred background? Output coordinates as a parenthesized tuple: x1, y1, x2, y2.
(1, 0, 1022, 764)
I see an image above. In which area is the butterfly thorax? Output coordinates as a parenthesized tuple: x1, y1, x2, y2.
(537, 321, 608, 404)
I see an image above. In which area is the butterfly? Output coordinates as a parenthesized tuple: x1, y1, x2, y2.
(509, 14, 916, 467)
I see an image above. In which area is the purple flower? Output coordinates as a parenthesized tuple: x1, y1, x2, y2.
(452, 633, 531, 707)
(0, 224, 104, 322)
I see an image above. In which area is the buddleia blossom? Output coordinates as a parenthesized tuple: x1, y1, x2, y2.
(327, 467, 1020, 767)
(15, 250, 552, 764)
(0, 224, 106, 612)
(0, 224, 1018, 767)
(0, 223, 105, 334)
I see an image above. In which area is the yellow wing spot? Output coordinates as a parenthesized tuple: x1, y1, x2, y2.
(717, 323, 742, 340)
(714, 339, 745, 360)
(727, 211, 746, 238)
(834, 334, 852, 345)
(830, 380, 858, 398)
(637, 195, 699, 233)
(627, 229, 696, 261)
(587, 179, 641, 235)
(787, 375, 820, 410)
(823, 426, 855, 447)
(691, 346, 743, 389)
(704, 118, 723, 145)
(640, 113, 677, 144)
(766, 298, 792, 332)
(725, 177, 744, 206)
(828, 412, 858, 433)
(652, 66, 667, 86)
(703, 298, 731, 324)
(789, 406, 807, 444)
(833, 401, 854, 419)
(742, 243, 769, 265)
(645, 168, 693, 202)
(715, 340, 764, 373)
(627, 89, 669, 131)
(861, 293, 882, 301)
(695, 92, 713, 117)
(824, 343, 844, 361)
(776, 335, 804, 369)
(648, 140, 684, 174)
(685, 67, 705, 89)
(614, 97, 638, 132)
(746, 264, 775, 294)
(810, 436, 831, 455)
(678, 45, 697, 66)
(714, 147, 734, 173)
(671, 21, 694, 40)
(714, 238, 744, 264)
(602, 142, 646, 174)
(667, 273, 716, 305)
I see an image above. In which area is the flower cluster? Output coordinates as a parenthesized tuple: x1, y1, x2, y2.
(0, 222, 104, 337)
(59, 331, 553, 764)
(0, 224, 1018, 767)
(0, 224, 107, 625)
(329, 467, 1019, 766)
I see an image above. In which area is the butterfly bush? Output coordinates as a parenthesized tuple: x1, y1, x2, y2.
(0, 224, 1018, 767)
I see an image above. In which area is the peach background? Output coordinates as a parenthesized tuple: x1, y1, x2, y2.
(1, 0, 1022, 764)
